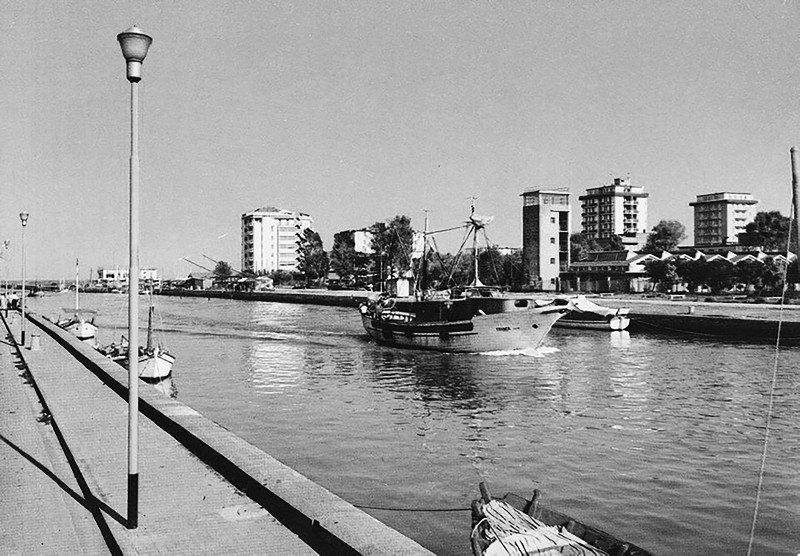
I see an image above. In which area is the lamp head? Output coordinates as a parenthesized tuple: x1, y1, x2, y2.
(117, 25, 152, 82)
(19, 212, 29, 227)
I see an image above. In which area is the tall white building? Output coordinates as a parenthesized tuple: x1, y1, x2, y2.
(689, 192, 758, 246)
(521, 189, 571, 290)
(241, 207, 315, 273)
(580, 178, 649, 245)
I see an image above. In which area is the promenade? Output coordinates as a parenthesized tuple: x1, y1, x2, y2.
(0, 310, 433, 555)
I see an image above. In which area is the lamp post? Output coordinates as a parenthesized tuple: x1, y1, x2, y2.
(19, 212, 29, 346)
(117, 25, 152, 530)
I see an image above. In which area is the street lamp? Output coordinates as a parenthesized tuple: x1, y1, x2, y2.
(19, 212, 29, 346)
(117, 25, 152, 530)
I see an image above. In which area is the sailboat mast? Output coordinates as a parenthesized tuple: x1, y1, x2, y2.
(75, 258, 80, 310)
(146, 297, 154, 352)
(420, 210, 429, 300)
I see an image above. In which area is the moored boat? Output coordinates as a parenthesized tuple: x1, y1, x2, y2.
(554, 295, 630, 331)
(57, 259, 98, 345)
(99, 294, 174, 383)
(471, 482, 652, 556)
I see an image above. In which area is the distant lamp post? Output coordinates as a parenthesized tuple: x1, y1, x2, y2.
(117, 25, 152, 530)
(19, 212, 29, 346)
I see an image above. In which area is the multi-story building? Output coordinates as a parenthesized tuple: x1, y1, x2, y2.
(95, 267, 160, 289)
(241, 207, 314, 273)
(579, 178, 649, 247)
(521, 189, 570, 290)
(689, 192, 758, 246)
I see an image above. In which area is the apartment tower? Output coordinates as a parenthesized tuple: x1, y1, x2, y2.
(241, 207, 314, 273)
(689, 193, 758, 246)
(579, 178, 649, 246)
(521, 189, 570, 290)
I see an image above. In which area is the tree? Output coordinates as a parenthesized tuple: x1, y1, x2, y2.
(742, 211, 791, 251)
(645, 259, 678, 291)
(643, 220, 686, 253)
(370, 216, 415, 279)
(570, 233, 603, 262)
(703, 260, 736, 294)
(296, 228, 328, 285)
(214, 260, 233, 278)
(329, 231, 356, 279)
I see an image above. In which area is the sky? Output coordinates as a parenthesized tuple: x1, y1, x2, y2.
(2, 1, 800, 282)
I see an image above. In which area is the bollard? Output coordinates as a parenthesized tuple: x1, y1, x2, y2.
(30, 333, 41, 351)
(687, 306, 695, 314)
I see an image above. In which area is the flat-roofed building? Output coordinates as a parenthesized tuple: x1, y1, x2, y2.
(689, 192, 758, 246)
(580, 178, 649, 248)
(241, 207, 314, 273)
(521, 189, 570, 290)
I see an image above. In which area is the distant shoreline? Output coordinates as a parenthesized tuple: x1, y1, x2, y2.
(151, 288, 800, 343)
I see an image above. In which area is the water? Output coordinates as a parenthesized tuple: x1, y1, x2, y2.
(30, 293, 800, 554)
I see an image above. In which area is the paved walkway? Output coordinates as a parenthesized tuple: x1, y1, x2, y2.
(0, 312, 318, 555)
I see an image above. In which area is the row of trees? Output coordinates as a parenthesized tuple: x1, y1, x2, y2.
(296, 215, 529, 289)
(213, 209, 794, 292)
(646, 257, 787, 295)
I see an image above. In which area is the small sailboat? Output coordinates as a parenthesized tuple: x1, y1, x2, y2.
(100, 293, 175, 383)
(58, 259, 98, 345)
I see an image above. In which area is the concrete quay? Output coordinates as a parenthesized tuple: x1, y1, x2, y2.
(0, 310, 433, 555)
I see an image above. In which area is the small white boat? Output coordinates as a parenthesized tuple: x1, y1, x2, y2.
(553, 295, 630, 331)
(57, 259, 98, 345)
(100, 295, 174, 383)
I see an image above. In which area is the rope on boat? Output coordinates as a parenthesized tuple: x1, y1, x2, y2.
(746, 196, 794, 556)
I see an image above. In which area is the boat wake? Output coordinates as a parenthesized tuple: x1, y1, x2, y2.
(478, 346, 560, 357)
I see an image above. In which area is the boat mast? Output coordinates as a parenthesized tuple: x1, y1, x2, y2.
(420, 210, 429, 300)
(469, 197, 484, 288)
(75, 258, 80, 310)
(146, 292, 154, 352)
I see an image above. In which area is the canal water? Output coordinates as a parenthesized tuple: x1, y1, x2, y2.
(30, 293, 800, 554)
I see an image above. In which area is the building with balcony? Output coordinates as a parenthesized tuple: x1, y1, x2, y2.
(241, 207, 314, 274)
(521, 189, 570, 291)
(689, 192, 758, 246)
(579, 178, 649, 248)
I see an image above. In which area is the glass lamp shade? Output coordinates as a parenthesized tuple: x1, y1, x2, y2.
(117, 26, 152, 82)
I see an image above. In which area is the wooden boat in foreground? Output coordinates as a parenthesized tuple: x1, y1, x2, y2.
(471, 482, 651, 556)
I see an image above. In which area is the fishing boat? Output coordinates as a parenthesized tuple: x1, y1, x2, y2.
(553, 295, 631, 331)
(359, 205, 572, 352)
(471, 482, 652, 556)
(360, 291, 570, 353)
(100, 294, 175, 383)
(57, 259, 98, 345)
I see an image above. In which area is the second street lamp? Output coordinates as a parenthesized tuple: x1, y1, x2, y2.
(19, 212, 29, 346)
(117, 24, 152, 530)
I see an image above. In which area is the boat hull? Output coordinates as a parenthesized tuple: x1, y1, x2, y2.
(59, 318, 98, 343)
(554, 314, 630, 331)
(361, 304, 566, 352)
(138, 348, 176, 381)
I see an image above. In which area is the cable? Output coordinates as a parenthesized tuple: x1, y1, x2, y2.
(354, 503, 471, 512)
